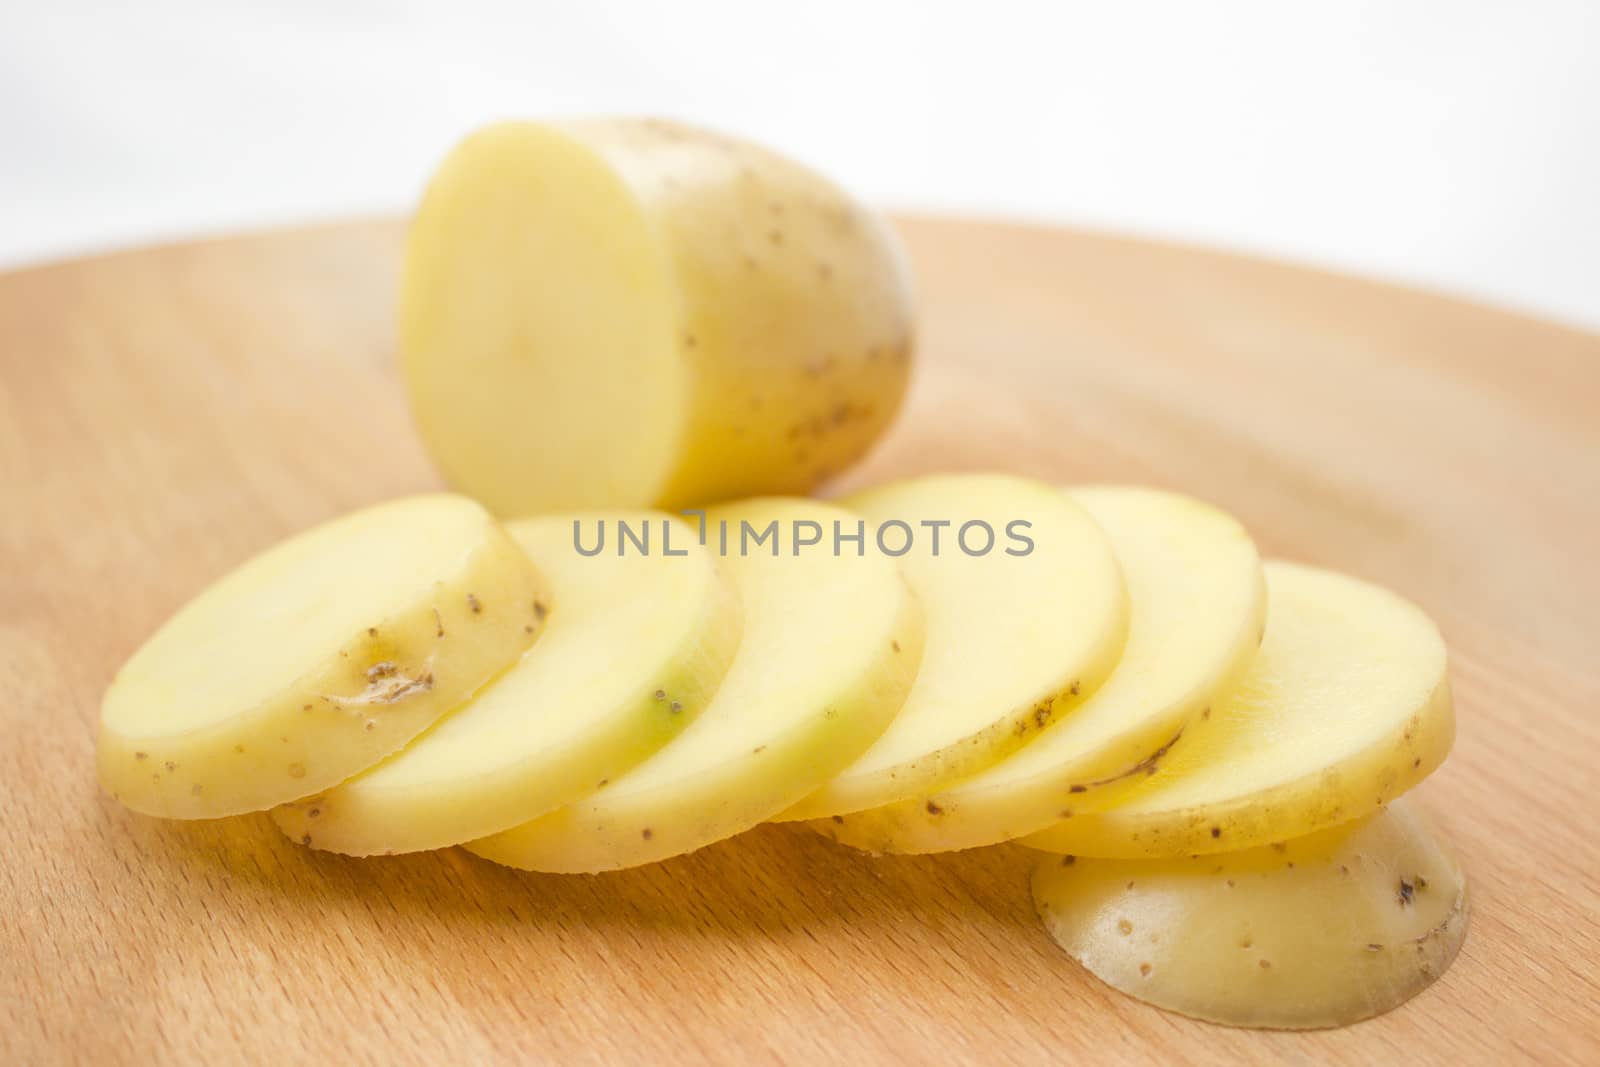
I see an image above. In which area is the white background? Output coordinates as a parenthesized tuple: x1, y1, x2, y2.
(3, 1, 1597, 329)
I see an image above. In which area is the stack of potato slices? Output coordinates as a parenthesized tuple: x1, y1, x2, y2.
(100, 471, 1463, 1030)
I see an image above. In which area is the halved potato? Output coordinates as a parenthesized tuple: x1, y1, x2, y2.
(817, 487, 1264, 853)
(779, 474, 1128, 821)
(1023, 561, 1452, 857)
(467, 498, 922, 872)
(271, 512, 741, 855)
(1032, 798, 1470, 1029)
(400, 118, 914, 514)
(98, 495, 545, 818)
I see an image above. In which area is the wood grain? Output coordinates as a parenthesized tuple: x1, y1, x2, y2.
(2, 217, 1596, 1065)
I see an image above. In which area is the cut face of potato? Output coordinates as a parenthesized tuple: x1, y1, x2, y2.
(271, 512, 742, 855)
(400, 118, 914, 514)
(98, 495, 545, 819)
(1024, 561, 1452, 858)
(1032, 798, 1470, 1029)
(817, 487, 1264, 853)
(466, 498, 922, 872)
(779, 474, 1128, 821)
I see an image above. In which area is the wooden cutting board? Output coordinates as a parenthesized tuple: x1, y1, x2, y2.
(2, 217, 1596, 1065)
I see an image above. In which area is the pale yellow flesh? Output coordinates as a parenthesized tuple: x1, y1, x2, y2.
(271, 512, 742, 855)
(98, 495, 545, 818)
(467, 499, 923, 872)
(1024, 561, 1453, 858)
(1032, 798, 1469, 1029)
(779, 474, 1128, 821)
(817, 487, 1264, 853)
(400, 118, 915, 514)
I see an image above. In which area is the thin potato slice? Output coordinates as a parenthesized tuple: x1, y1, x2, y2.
(99, 495, 545, 818)
(400, 118, 914, 514)
(817, 487, 1264, 853)
(1024, 561, 1452, 858)
(272, 512, 741, 855)
(467, 499, 922, 872)
(1031, 798, 1470, 1029)
(779, 474, 1128, 821)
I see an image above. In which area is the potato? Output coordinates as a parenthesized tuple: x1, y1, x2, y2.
(271, 512, 741, 855)
(98, 495, 545, 818)
(778, 474, 1128, 821)
(1023, 561, 1453, 858)
(400, 118, 914, 514)
(1031, 798, 1470, 1028)
(466, 498, 922, 872)
(816, 486, 1264, 853)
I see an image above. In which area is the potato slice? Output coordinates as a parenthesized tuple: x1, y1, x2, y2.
(271, 512, 741, 855)
(1024, 561, 1452, 857)
(400, 118, 914, 514)
(98, 495, 545, 818)
(816, 487, 1264, 853)
(779, 474, 1128, 821)
(466, 498, 922, 872)
(1031, 798, 1470, 1029)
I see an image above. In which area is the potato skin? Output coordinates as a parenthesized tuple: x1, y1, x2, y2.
(571, 119, 915, 507)
(1032, 799, 1469, 1029)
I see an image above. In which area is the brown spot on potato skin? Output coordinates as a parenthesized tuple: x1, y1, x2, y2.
(1070, 727, 1186, 794)
(641, 828, 653, 840)
(925, 800, 944, 816)
(467, 593, 481, 614)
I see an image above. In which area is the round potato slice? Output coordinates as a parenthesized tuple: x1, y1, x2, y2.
(779, 473, 1128, 821)
(400, 118, 914, 514)
(98, 495, 546, 818)
(1023, 561, 1453, 858)
(272, 512, 742, 855)
(817, 486, 1264, 853)
(467, 498, 923, 873)
(1031, 798, 1470, 1029)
